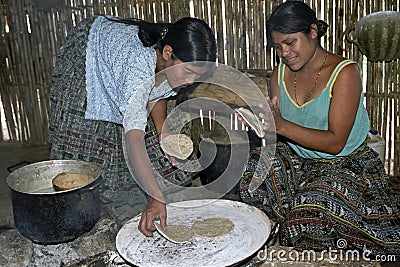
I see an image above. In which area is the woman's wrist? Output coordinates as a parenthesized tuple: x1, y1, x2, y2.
(149, 195, 165, 205)
(158, 131, 170, 141)
(275, 119, 285, 135)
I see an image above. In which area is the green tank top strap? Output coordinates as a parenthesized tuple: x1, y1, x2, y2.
(326, 59, 359, 97)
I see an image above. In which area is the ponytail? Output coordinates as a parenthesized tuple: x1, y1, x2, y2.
(104, 16, 170, 47)
(316, 20, 328, 38)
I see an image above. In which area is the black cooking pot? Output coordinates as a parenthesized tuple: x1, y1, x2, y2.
(6, 160, 102, 244)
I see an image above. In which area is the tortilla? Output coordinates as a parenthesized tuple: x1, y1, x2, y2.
(52, 172, 94, 191)
(160, 134, 193, 160)
(154, 222, 194, 244)
(192, 217, 234, 238)
(235, 107, 265, 138)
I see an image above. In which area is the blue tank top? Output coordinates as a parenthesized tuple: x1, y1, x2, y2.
(278, 59, 370, 159)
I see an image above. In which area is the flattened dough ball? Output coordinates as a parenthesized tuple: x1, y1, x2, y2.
(236, 107, 265, 138)
(160, 134, 193, 160)
(52, 172, 94, 191)
(192, 217, 234, 238)
(154, 222, 194, 244)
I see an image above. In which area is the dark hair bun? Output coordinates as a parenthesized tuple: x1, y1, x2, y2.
(317, 20, 329, 37)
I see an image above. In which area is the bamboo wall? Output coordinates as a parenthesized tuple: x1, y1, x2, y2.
(0, 0, 399, 175)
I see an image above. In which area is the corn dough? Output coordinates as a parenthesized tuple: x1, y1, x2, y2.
(192, 217, 234, 238)
(52, 172, 94, 191)
(154, 222, 194, 244)
(236, 107, 265, 138)
(160, 134, 193, 160)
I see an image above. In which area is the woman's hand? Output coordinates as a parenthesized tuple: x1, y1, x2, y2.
(159, 132, 177, 165)
(139, 198, 167, 237)
(234, 109, 249, 128)
(260, 96, 282, 132)
(158, 132, 170, 142)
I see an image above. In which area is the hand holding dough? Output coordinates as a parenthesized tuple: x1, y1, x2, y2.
(235, 107, 265, 138)
(154, 222, 194, 244)
(160, 134, 193, 160)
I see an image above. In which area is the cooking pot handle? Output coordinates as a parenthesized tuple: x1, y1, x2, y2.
(339, 23, 356, 53)
(344, 25, 356, 44)
(7, 161, 31, 173)
(86, 181, 101, 191)
(77, 178, 102, 196)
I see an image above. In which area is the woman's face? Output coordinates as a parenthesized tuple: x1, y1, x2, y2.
(165, 59, 208, 89)
(159, 45, 209, 88)
(271, 28, 318, 71)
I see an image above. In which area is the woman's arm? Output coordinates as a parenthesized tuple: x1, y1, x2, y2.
(265, 64, 361, 155)
(148, 99, 177, 165)
(149, 99, 169, 137)
(124, 129, 166, 236)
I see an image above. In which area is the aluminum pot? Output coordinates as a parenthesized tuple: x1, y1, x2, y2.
(6, 160, 102, 244)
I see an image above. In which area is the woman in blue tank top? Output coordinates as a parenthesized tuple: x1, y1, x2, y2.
(240, 1, 399, 257)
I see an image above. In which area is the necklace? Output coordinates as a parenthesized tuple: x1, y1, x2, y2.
(293, 52, 329, 105)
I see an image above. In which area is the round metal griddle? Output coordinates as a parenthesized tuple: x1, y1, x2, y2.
(116, 199, 271, 267)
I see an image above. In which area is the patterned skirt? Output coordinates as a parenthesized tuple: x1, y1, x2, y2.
(48, 17, 192, 226)
(240, 142, 400, 256)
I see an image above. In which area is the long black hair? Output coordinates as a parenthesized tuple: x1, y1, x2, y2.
(106, 16, 217, 63)
(266, 1, 328, 46)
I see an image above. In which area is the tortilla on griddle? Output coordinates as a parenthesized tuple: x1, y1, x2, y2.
(160, 134, 193, 160)
(192, 217, 234, 238)
(154, 222, 194, 244)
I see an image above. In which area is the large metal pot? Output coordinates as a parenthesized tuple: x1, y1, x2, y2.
(6, 160, 102, 244)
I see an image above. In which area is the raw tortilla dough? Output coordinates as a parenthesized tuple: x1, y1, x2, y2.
(235, 107, 265, 138)
(160, 134, 193, 160)
(192, 217, 234, 238)
(52, 172, 94, 191)
(154, 222, 194, 244)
